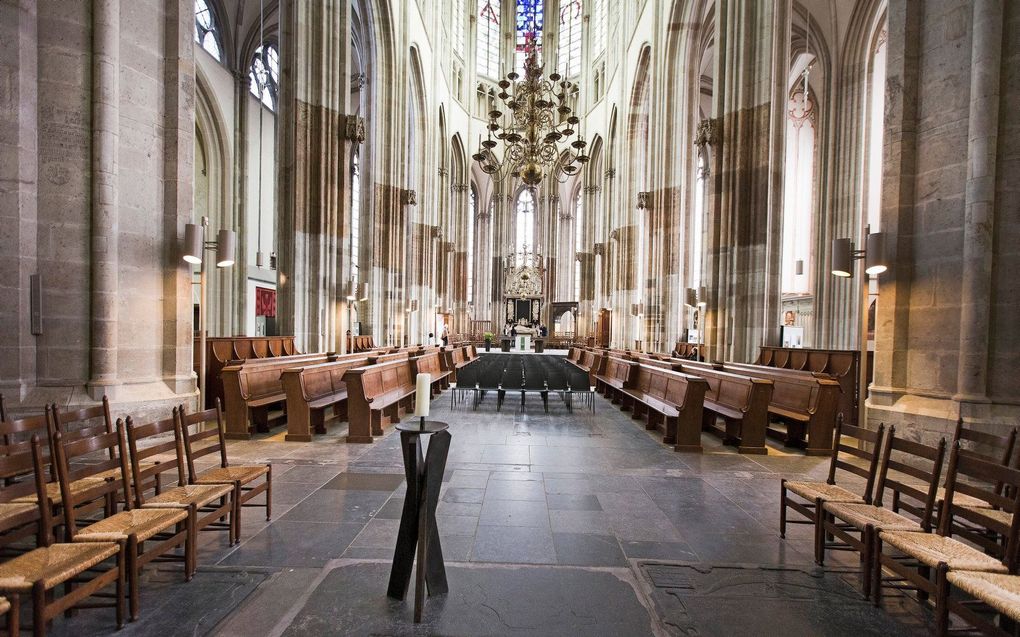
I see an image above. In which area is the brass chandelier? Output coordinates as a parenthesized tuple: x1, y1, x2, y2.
(472, 48, 589, 186)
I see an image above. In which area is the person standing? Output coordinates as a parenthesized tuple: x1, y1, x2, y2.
(441, 323, 449, 347)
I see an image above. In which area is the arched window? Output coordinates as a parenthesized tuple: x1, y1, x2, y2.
(515, 189, 535, 254)
(468, 186, 477, 305)
(350, 153, 361, 283)
(591, 0, 607, 59)
(781, 84, 815, 294)
(194, 0, 222, 61)
(515, 0, 544, 76)
(452, 0, 467, 58)
(558, 0, 583, 77)
(477, 0, 501, 77)
(691, 153, 706, 290)
(249, 44, 280, 110)
(574, 194, 583, 299)
(866, 28, 887, 231)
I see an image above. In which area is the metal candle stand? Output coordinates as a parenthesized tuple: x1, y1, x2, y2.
(386, 415, 451, 623)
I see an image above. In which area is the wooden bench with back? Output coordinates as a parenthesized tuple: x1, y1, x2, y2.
(342, 358, 417, 443)
(221, 353, 332, 438)
(619, 364, 710, 452)
(281, 355, 371, 442)
(678, 364, 774, 454)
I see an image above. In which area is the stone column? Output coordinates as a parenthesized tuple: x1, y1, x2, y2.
(163, 0, 198, 397)
(704, 0, 789, 363)
(89, 0, 120, 395)
(0, 0, 39, 398)
(955, 0, 1003, 403)
(277, 0, 353, 352)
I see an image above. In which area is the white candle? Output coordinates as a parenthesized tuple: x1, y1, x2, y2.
(413, 373, 432, 418)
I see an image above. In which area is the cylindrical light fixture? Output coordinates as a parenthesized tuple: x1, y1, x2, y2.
(831, 238, 853, 277)
(359, 283, 369, 302)
(795, 259, 804, 276)
(256, 250, 265, 269)
(684, 287, 697, 308)
(865, 232, 887, 275)
(697, 286, 707, 307)
(215, 229, 236, 267)
(183, 223, 203, 264)
(345, 280, 357, 301)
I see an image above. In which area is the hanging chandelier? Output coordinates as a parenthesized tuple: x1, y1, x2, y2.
(472, 45, 588, 186)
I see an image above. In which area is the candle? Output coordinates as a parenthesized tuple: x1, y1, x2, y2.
(413, 373, 432, 418)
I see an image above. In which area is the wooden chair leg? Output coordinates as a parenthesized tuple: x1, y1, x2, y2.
(861, 526, 873, 600)
(127, 536, 140, 622)
(185, 507, 197, 581)
(116, 549, 125, 629)
(31, 580, 44, 637)
(266, 468, 273, 521)
(935, 563, 949, 637)
(8, 593, 19, 637)
(872, 535, 884, 607)
(779, 482, 788, 539)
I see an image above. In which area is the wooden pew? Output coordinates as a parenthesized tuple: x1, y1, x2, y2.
(678, 364, 773, 455)
(221, 354, 331, 439)
(342, 359, 416, 443)
(195, 336, 301, 409)
(594, 356, 638, 403)
(756, 346, 860, 426)
(712, 361, 841, 455)
(411, 351, 453, 394)
(619, 364, 710, 452)
(281, 356, 370, 442)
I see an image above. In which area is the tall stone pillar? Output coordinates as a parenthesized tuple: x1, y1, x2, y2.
(277, 0, 354, 353)
(89, 0, 120, 396)
(955, 0, 1003, 404)
(704, 0, 789, 363)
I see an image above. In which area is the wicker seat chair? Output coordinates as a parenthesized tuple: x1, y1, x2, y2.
(178, 402, 271, 541)
(873, 441, 1020, 635)
(0, 436, 125, 635)
(53, 426, 192, 622)
(780, 415, 885, 539)
(126, 410, 237, 547)
(818, 425, 947, 598)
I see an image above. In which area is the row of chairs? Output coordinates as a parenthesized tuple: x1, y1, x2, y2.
(0, 398, 270, 635)
(781, 416, 1020, 635)
(451, 355, 593, 412)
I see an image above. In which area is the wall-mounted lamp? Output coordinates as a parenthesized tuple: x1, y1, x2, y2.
(831, 228, 887, 278)
(830, 224, 888, 429)
(795, 259, 804, 276)
(183, 216, 237, 409)
(345, 280, 357, 301)
(684, 287, 708, 308)
(359, 283, 369, 302)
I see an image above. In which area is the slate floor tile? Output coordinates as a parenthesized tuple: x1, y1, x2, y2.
(470, 525, 557, 564)
(552, 532, 628, 567)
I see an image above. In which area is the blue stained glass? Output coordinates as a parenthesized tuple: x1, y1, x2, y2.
(515, 0, 544, 56)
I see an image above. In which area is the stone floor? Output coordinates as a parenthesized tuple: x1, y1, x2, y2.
(50, 368, 934, 636)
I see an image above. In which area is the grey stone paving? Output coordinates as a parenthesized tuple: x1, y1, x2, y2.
(49, 369, 931, 636)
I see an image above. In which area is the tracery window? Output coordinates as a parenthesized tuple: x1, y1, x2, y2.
(515, 189, 535, 254)
(574, 194, 583, 299)
(468, 185, 477, 305)
(780, 85, 815, 295)
(558, 0, 583, 77)
(591, 0, 606, 59)
(514, 0, 544, 76)
(476, 0, 501, 77)
(350, 153, 361, 283)
(452, 0, 467, 58)
(248, 44, 280, 110)
(194, 0, 221, 61)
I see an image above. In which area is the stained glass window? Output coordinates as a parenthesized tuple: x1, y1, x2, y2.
(248, 44, 280, 110)
(476, 0, 501, 77)
(194, 0, 221, 61)
(558, 0, 582, 77)
(515, 189, 535, 253)
(514, 0, 544, 76)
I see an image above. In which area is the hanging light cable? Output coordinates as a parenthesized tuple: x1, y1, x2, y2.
(255, 0, 266, 268)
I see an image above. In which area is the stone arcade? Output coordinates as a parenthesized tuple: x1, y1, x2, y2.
(1, 0, 1019, 635)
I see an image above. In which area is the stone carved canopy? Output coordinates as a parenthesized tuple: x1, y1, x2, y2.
(505, 264, 542, 297)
